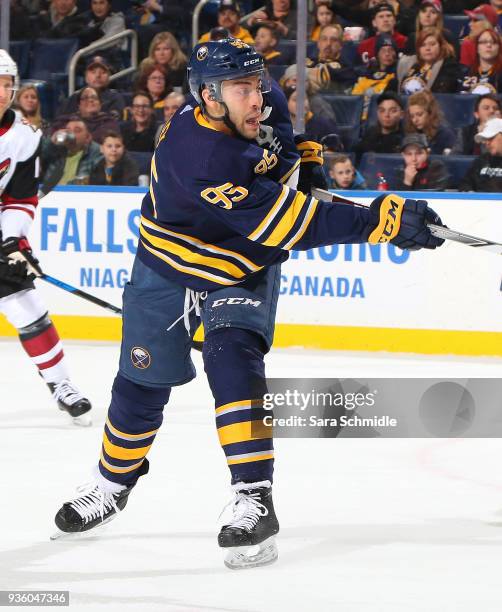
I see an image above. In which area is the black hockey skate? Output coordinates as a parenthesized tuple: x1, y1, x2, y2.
(51, 460, 149, 540)
(47, 379, 92, 426)
(218, 480, 279, 569)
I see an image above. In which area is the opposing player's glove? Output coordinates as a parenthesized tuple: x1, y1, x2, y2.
(1, 236, 42, 275)
(294, 134, 329, 194)
(365, 194, 445, 251)
(0, 253, 34, 287)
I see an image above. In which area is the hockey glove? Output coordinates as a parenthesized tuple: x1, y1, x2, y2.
(1, 236, 43, 275)
(294, 134, 329, 194)
(0, 254, 34, 287)
(366, 194, 445, 251)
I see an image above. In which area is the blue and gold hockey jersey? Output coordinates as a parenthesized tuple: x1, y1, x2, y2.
(138, 97, 370, 292)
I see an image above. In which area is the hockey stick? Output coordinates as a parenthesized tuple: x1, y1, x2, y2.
(19, 249, 122, 315)
(312, 188, 502, 255)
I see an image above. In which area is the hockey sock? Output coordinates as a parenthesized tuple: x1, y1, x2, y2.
(99, 373, 171, 486)
(203, 327, 274, 484)
(18, 314, 69, 383)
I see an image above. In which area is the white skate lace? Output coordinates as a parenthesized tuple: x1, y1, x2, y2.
(224, 489, 269, 533)
(166, 288, 208, 334)
(68, 483, 121, 525)
(52, 380, 85, 406)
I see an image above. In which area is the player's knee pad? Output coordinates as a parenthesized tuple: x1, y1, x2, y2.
(109, 372, 171, 432)
(0, 288, 48, 330)
(202, 327, 267, 404)
(18, 312, 51, 337)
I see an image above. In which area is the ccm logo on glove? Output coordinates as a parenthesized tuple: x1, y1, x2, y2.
(368, 194, 405, 244)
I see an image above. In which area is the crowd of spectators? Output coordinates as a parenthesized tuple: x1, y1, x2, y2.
(9, 0, 502, 192)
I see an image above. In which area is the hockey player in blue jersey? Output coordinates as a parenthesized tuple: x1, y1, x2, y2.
(53, 39, 444, 568)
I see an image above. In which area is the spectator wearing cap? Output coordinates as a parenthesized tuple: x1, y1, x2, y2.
(79, 0, 126, 58)
(394, 27, 460, 94)
(489, 0, 502, 30)
(460, 93, 502, 154)
(352, 34, 398, 95)
(357, 3, 408, 65)
(404, 90, 457, 154)
(404, 0, 458, 56)
(253, 24, 287, 66)
(89, 130, 139, 186)
(52, 86, 120, 144)
(138, 32, 188, 90)
(355, 91, 404, 158)
(329, 0, 415, 37)
(461, 5, 499, 68)
(200, 1, 253, 44)
(394, 133, 449, 190)
(459, 29, 502, 92)
(459, 117, 502, 191)
(310, 24, 359, 93)
(120, 91, 158, 153)
(36, 0, 86, 39)
(245, 0, 312, 40)
(285, 87, 338, 142)
(57, 56, 125, 120)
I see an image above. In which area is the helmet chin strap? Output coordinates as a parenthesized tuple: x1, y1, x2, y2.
(202, 99, 239, 136)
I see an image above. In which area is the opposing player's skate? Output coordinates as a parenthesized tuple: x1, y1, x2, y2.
(218, 480, 279, 569)
(52, 461, 148, 540)
(48, 379, 92, 426)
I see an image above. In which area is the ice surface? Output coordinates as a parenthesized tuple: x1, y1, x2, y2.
(1, 339, 502, 612)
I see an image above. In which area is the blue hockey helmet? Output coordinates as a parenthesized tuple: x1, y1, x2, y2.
(187, 38, 270, 105)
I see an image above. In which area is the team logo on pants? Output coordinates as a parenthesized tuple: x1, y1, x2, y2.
(131, 346, 151, 369)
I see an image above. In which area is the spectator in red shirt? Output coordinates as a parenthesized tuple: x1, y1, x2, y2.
(357, 3, 407, 65)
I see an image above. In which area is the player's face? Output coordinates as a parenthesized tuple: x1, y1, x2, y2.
(475, 98, 501, 123)
(19, 88, 38, 114)
(153, 42, 173, 66)
(377, 99, 402, 130)
(221, 75, 263, 139)
(485, 132, 502, 155)
(101, 137, 124, 164)
(330, 160, 355, 188)
(477, 32, 500, 61)
(0, 75, 14, 116)
(86, 66, 109, 89)
(419, 6, 439, 27)
(419, 35, 440, 63)
(402, 145, 428, 168)
(408, 104, 428, 130)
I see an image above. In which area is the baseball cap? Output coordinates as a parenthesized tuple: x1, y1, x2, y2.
(218, 0, 240, 13)
(86, 55, 111, 72)
(421, 0, 442, 13)
(372, 3, 396, 18)
(474, 117, 502, 141)
(375, 33, 398, 53)
(400, 133, 429, 150)
(464, 5, 498, 27)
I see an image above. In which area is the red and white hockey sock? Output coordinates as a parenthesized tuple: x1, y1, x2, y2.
(18, 315, 69, 383)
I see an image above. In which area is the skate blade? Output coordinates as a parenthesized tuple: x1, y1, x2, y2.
(223, 536, 278, 570)
(50, 514, 117, 541)
(71, 412, 92, 427)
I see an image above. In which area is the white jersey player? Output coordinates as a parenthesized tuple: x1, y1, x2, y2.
(0, 50, 91, 424)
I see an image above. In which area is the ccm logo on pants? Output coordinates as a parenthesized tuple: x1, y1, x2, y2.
(211, 298, 262, 308)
